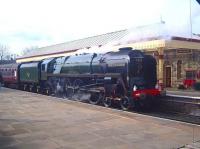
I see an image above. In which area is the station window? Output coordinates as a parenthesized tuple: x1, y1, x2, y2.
(186, 70, 196, 80)
(197, 71, 200, 79)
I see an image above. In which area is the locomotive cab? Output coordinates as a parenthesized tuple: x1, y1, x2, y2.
(40, 57, 55, 80)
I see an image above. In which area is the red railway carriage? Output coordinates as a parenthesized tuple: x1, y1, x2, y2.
(0, 63, 20, 85)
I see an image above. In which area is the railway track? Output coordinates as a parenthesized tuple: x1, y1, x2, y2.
(166, 94, 200, 105)
(141, 111, 200, 125)
(149, 93, 200, 125)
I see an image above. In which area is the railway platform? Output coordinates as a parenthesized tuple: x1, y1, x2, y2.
(0, 88, 200, 149)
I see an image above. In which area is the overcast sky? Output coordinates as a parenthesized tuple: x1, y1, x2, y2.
(0, 0, 200, 54)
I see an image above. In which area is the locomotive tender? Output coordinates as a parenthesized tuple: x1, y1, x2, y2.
(0, 47, 162, 110)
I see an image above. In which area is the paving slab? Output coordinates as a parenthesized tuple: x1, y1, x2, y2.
(0, 87, 200, 149)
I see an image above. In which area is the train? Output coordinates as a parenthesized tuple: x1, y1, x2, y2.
(0, 47, 163, 110)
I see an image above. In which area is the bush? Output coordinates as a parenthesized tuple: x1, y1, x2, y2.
(178, 84, 186, 90)
(193, 82, 200, 91)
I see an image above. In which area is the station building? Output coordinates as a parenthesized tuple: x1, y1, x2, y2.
(16, 29, 200, 88)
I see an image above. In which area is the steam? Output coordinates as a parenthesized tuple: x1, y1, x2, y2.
(119, 22, 169, 44)
(74, 43, 120, 55)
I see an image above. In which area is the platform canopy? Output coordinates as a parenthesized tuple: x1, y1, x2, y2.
(17, 30, 129, 63)
(16, 23, 200, 63)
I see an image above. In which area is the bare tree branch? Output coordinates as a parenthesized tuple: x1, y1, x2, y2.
(22, 46, 38, 55)
(0, 44, 10, 60)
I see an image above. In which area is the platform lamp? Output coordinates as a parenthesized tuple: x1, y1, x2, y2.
(190, 0, 196, 144)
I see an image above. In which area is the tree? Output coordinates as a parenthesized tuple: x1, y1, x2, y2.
(22, 46, 38, 56)
(0, 44, 10, 60)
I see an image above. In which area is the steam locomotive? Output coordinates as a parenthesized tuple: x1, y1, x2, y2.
(0, 47, 162, 110)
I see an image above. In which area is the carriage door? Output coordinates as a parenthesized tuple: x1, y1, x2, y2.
(165, 66, 171, 87)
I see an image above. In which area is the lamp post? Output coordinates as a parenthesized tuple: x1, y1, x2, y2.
(189, 0, 195, 143)
(189, 0, 192, 40)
